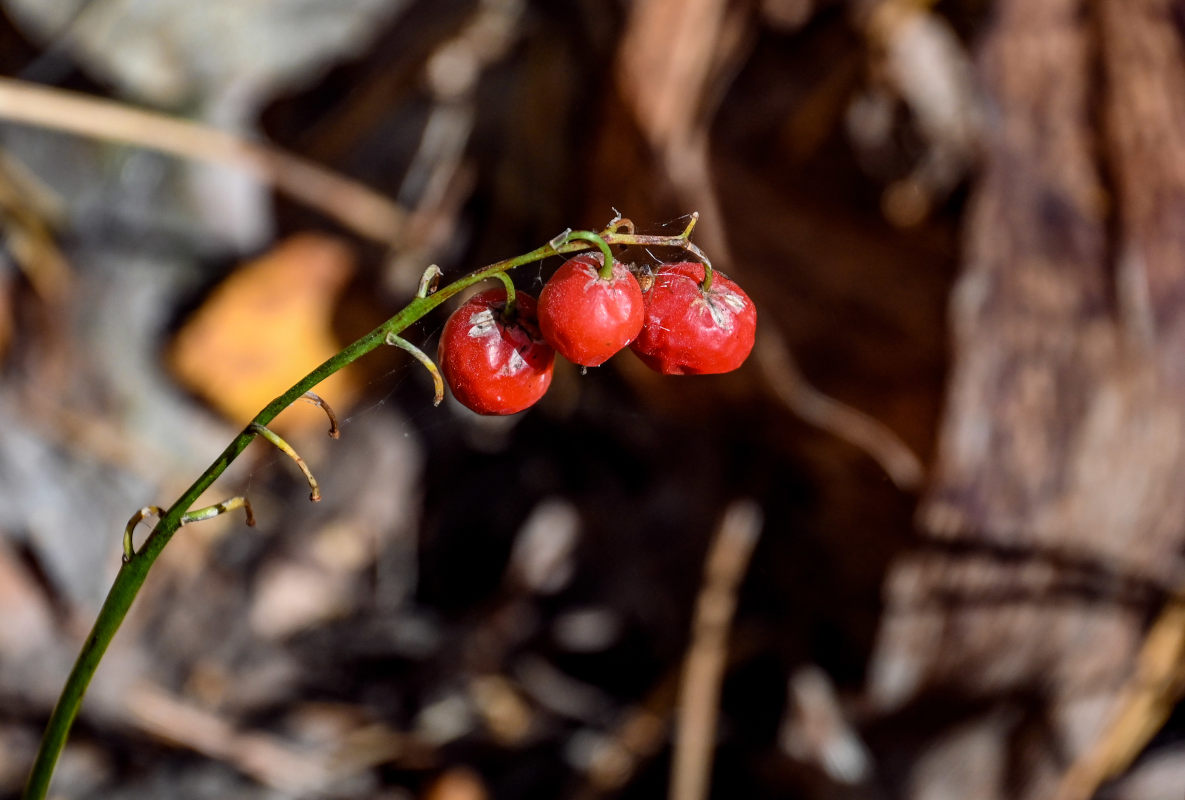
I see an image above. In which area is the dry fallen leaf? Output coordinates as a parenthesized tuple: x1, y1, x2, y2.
(422, 766, 489, 800)
(168, 233, 358, 433)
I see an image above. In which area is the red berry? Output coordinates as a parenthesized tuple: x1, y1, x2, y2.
(438, 288, 555, 415)
(538, 253, 645, 367)
(629, 261, 756, 375)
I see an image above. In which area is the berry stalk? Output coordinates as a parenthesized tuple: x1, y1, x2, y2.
(493, 271, 518, 320)
(22, 223, 711, 800)
(562, 229, 615, 279)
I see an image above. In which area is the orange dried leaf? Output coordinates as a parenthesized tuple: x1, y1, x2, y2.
(168, 234, 358, 433)
(422, 767, 489, 800)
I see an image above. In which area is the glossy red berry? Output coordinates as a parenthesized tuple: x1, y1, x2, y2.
(629, 261, 756, 375)
(538, 253, 645, 367)
(438, 288, 555, 415)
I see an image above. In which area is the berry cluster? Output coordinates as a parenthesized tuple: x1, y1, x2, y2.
(438, 246, 756, 415)
(25, 218, 753, 800)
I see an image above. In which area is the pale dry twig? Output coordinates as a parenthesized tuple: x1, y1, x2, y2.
(669, 500, 763, 800)
(0, 78, 406, 244)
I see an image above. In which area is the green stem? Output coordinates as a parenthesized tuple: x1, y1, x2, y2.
(249, 424, 321, 502)
(385, 333, 445, 407)
(565, 230, 615, 280)
(122, 506, 163, 563)
(22, 226, 705, 800)
(182, 496, 254, 527)
(493, 271, 517, 319)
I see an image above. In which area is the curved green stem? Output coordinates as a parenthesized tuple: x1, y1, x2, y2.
(416, 264, 443, 299)
(493, 271, 517, 319)
(182, 496, 254, 527)
(22, 226, 705, 800)
(122, 507, 163, 562)
(250, 424, 321, 502)
(385, 333, 445, 406)
(565, 230, 615, 279)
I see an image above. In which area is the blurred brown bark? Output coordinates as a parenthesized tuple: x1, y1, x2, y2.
(870, 0, 1185, 797)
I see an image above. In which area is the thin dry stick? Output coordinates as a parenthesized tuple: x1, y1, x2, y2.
(669, 500, 763, 800)
(124, 680, 434, 792)
(124, 682, 334, 793)
(0, 150, 71, 300)
(1054, 595, 1185, 800)
(0, 78, 405, 244)
(756, 328, 924, 490)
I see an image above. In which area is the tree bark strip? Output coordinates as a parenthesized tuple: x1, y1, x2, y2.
(869, 0, 1185, 795)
